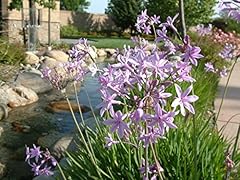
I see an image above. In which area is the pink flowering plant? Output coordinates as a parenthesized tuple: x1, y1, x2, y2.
(25, 8, 240, 180)
(97, 10, 202, 179)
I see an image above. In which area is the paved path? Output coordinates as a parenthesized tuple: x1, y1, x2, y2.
(215, 62, 240, 145)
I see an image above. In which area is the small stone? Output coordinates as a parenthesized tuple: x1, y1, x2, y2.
(25, 51, 40, 65)
(97, 49, 107, 57)
(0, 163, 6, 179)
(45, 50, 69, 62)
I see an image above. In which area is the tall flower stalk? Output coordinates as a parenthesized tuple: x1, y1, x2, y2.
(99, 10, 201, 179)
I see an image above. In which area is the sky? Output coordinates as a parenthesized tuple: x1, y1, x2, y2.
(87, 0, 108, 14)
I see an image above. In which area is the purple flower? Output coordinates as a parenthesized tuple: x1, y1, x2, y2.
(161, 14, 179, 33)
(196, 24, 212, 36)
(97, 90, 122, 117)
(171, 84, 199, 116)
(204, 62, 215, 73)
(150, 104, 177, 135)
(130, 108, 144, 123)
(219, 43, 235, 60)
(25, 145, 57, 177)
(105, 133, 119, 148)
(182, 45, 204, 66)
(155, 26, 168, 42)
(26, 144, 42, 163)
(103, 111, 129, 138)
(143, 25, 152, 35)
(139, 127, 162, 147)
(150, 15, 160, 25)
(220, 67, 228, 77)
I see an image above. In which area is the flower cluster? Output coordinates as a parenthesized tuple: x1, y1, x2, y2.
(25, 144, 57, 176)
(99, 10, 201, 149)
(195, 24, 213, 36)
(220, 0, 240, 22)
(41, 38, 91, 90)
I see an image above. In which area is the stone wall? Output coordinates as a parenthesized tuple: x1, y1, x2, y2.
(1, 0, 117, 45)
(60, 10, 117, 32)
(1, 0, 60, 44)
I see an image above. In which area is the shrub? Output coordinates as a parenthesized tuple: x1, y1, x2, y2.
(0, 38, 26, 65)
(60, 25, 80, 38)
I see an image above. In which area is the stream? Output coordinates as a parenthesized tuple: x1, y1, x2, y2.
(0, 62, 107, 179)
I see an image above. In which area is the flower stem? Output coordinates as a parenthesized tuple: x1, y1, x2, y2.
(144, 123, 149, 179)
(150, 142, 164, 180)
(64, 94, 102, 178)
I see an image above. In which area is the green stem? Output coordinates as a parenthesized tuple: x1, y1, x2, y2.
(73, 83, 98, 170)
(64, 94, 102, 178)
(56, 162, 67, 180)
(144, 123, 149, 179)
(150, 143, 164, 180)
(73, 82, 85, 125)
(215, 58, 238, 124)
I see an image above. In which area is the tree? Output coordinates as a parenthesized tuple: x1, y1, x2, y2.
(145, 0, 217, 27)
(60, 0, 90, 12)
(106, 0, 144, 35)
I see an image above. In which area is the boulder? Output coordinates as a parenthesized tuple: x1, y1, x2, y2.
(7, 85, 39, 108)
(25, 52, 40, 65)
(105, 48, 117, 57)
(41, 57, 60, 69)
(97, 49, 107, 57)
(0, 163, 6, 179)
(46, 100, 91, 113)
(0, 126, 3, 136)
(0, 103, 8, 120)
(37, 131, 64, 148)
(0, 85, 9, 105)
(15, 72, 52, 94)
(32, 175, 55, 180)
(45, 50, 69, 62)
(51, 135, 74, 158)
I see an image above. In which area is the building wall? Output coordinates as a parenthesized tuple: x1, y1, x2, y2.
(1, 0, 60, 44)
(1, 0, 118, 45)
(60, 10, 117, 32)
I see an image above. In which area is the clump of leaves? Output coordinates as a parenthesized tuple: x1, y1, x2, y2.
(0, 38, 26, 65)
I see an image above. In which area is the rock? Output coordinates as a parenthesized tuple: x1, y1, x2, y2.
(7, 85, 39, 108)
(11, 122, 31, 133)
(0, 85, 10, 105)
(45, 50, 69, 62)
(0, 103, 8, 120)
(97, 49, 107, 57)
(15, 72, 52, 94)
(96, 56, 105, 62)
(0, 163, 6, 179)
(41, 57, 60, 69)
(0, 126, 3, 136)
(25, 52, 40, 65)
(145, 43, 157, 51)
(32, 175, 55, 180)
(46, 100, 91, 113)
(37, 131, 64, 148)
(51, 134, 74, 158)
(105, 48, 117, 57)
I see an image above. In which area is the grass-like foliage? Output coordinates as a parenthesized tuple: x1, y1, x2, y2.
(60, 57, 239, 179)
(0, 38, 26, 65)
(62, 114, 239, 179)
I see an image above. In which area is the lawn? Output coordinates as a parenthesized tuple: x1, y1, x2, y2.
(89, 37, 134, 49)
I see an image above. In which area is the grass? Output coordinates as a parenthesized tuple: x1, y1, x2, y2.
(88, 37, 134, 49)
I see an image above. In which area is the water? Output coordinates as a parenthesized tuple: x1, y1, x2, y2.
(0, 62, 108, 179)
